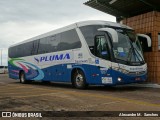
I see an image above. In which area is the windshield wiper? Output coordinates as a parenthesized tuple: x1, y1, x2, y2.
(128, 39, 145, 64)
(127, 47, 133, 64)
(115, 58, 131, 65)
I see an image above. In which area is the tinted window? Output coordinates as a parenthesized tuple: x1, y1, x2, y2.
(23, 42, 33, 56)
(9, 29, 81, 58)
(0, 66, 4, 68)
(9, 47, 16, 58)
(9, 46, 19, 58)
(31, 40, 39, 55)
(38, 38, 48, 54)
(16, 45, 24, 57)
(80, 25, 103, 46)
(58, 29, 81, 51)
(9, 42, 33, 58)
(47, 34, 60, 52)
(38, 34, 61, 54)
(9, 41, 34, 58)
(95, 35, 110, 60)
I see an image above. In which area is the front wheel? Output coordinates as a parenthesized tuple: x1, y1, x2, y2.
(73, 70, 88, 89)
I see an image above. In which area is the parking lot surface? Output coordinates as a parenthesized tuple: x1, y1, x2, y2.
(0, 74, 160, 120)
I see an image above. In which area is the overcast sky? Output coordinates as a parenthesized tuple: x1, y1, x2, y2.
(0, 0, 116, 65)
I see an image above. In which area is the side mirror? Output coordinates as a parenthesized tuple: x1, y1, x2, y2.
(137, 34, 151, 47)
(98, 28, 118, 43)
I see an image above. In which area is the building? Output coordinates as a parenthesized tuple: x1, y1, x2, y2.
(85, 0, 160, 84)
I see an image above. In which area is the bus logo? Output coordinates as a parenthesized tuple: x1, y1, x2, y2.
(34, 57, 39, 63)
(34, 53, 71, 63)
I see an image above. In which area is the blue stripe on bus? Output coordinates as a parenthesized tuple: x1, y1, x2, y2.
(8, 63, 147, 85)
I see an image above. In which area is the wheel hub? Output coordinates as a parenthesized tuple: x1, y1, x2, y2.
(76, 74, 83, 87)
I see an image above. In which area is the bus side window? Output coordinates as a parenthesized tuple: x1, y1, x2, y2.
(31, 40, 39, 55)
(38, 38, 49, 54)
(58, 29, 81, 51)
(48, 34, 60, 52)
(94, 35, 110, 60)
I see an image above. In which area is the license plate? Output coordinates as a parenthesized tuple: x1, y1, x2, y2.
(102, 77, 112, 84)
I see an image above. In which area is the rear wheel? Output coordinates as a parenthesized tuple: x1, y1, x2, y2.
(73, 70, 88, 89)
(20, 72, 31, 84)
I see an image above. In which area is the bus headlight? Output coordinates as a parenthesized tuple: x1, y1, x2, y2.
(118, 77, 122, 82)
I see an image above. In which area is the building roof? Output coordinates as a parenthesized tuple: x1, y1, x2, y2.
(84, 0, 160, 20)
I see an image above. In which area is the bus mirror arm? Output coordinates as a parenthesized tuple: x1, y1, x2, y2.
(97, 66, 103, 69)
(98, 28, 118, 43)
(136, 34, 151, 47)
(97, 66, 100, 68)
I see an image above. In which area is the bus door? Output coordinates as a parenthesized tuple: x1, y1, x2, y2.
(93, 34, 112, 84)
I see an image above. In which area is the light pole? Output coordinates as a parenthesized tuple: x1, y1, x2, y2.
(0, 49, 2, 66)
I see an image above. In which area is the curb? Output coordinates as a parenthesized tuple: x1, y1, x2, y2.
(127, 83, 160, 89)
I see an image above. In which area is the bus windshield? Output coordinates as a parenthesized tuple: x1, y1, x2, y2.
(112, 29, 144, 65)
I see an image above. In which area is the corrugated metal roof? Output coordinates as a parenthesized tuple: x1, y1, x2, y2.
(84, 0, 160, 19)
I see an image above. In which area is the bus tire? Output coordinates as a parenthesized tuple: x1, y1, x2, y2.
(20, 72, 31, 84)
(73, 70, 87, 89)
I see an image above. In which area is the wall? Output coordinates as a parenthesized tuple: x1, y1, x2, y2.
(122, 11, 160, 84)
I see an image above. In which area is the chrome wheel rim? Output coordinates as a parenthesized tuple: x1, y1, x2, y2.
(75, 74, 84, 87)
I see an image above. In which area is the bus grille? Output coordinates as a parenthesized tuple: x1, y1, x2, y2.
(127, 71, 146, 76)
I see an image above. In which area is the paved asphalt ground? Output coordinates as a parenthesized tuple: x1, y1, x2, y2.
(0, 74, 160, 120)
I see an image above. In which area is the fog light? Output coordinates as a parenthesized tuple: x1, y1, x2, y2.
(118, 77, 122, 82)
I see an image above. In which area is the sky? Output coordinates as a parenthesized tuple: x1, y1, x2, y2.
(0, 0, 116, 66)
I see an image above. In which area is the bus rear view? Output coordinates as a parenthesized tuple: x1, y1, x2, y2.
(8, 20, 151, 89)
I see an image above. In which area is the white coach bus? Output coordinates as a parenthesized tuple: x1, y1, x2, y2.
(8, 20, 151, 89)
